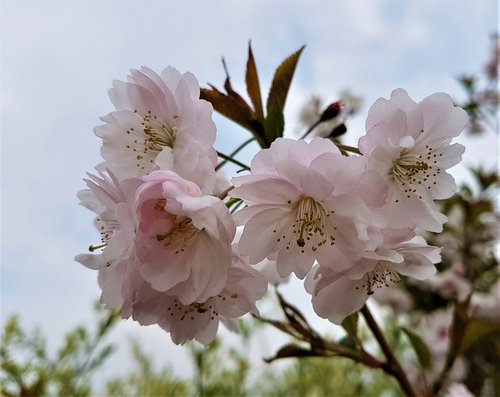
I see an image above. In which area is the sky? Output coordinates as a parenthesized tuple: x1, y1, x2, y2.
(1, 0, 498, 390)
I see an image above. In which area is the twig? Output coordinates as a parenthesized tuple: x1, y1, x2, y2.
(216, 137, 255, 171)
(361, 305, 416, 397)
(216, 151, 250, 171)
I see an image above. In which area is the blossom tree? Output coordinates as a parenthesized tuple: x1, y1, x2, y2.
(76, 42, 499, 396)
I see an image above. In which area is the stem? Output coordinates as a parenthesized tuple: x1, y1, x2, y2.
(216, 137, 255, 171)
(217, 186, 234, 200)
(300, 119, 321, 139)
(216, 151, 250, 171)
(361, 305, 416, 397)
(336, 144, 361, 155)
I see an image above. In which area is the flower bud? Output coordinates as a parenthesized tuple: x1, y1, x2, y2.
(319, 101, 342, 122)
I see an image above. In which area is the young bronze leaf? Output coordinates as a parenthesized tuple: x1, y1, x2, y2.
(245, 42, 264, 122)
(201, 86, 255, 132)
(266, 45, 305, 114)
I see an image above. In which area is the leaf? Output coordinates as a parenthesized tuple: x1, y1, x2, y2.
(338, 336, 356, 349)
(266, 45, 305, 114)
(460, 319, 500, 353)
(401, 327, 432, 370)
(263, 104, 285, 143)
(201, 86, 254, 131)
(201, 86, 268, 148)
(264, 344, 320, 363)
(245, 42, 264, 122)
(341, 312, 359, 344)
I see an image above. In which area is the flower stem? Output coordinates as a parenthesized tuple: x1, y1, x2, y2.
(360, 305, 416, 397)
(336, 144, 361, 155)
(216, 151, 251, 171)
(216, 137, 255, 171)
(300, 119, 321, 139)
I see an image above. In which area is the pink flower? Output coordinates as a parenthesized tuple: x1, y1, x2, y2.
(95, 66, 217, 193)
(135, 170, 235, 305)
(359, 89, 468, 232)
(230, 137, 383, 279)
(129, 249, 267, 345)
(306, 228, 440, 324)
(75, 170, 142, 309)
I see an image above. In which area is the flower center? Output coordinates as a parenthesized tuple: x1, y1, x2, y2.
(125, 110, 179, 170)
(389, 145, 442, 201)
(167, 298, 218, 321)
(141, 111, 177, 149)
(156, 214, 199, 255)
(357, 263, 401, 295)
(281, 196, 336, 253)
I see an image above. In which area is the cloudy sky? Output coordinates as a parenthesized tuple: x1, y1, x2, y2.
(1, 0, 498, 389)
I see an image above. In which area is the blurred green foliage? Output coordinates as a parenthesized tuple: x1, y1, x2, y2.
(1, 304, 118, 396)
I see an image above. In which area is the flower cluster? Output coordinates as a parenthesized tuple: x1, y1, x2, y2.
(77, 67, 266, 345)
(77, 65, 467, 343)
(232, 88, 467, 323)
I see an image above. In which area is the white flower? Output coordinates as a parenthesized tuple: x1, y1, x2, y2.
(306, 229, 440, 324)
(75, 170, 142, 308)
(230, 137, 381, 279)
(95, 66, 217, 193)
(129, 250, 267, 345)
(359, 89, 468, 232)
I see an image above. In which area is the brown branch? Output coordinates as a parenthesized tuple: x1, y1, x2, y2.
(361, 305, 417, 397)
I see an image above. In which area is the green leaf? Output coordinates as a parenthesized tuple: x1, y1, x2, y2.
(401, 327, 432, 370)
(245, 42, 264, 122)
(266, 45, 305, 115)
(338, 336, 357, 349)
(263, 104, 285, 143)
(460, 320, 500, 353)
(264, 344, 319, 363)
(341, 312, 359, 344)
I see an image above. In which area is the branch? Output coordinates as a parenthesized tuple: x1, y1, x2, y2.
(361, 305, 416, 397)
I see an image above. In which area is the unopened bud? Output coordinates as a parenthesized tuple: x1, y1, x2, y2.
(319, 101, 342, 122)
(326, 123, 347, 138)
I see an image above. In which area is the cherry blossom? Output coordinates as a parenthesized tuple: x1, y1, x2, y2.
(358, 89, 468, 232)
(128, 249, 267, 345)
(95, 66, 217, 193)
(306, 228, 440, 324)
(75, 170, 142, 308)
(230, 137, 383, 279)
(135, 170, 235, 305)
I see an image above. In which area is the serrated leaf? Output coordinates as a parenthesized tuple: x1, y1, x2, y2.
(245, 42, 264, 122)
(201, 86, 268, 147)
(266, 45, 305, 114)
(401, 327, 432, 369)
(263, 104, 285, 143)
(341, 312, 359, 343)
(201, 86, 254, 129)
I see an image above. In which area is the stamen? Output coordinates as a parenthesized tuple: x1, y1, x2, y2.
(361, 263, 401, 295)
(156, 215, 199, 254)
(124, 110, 178, 169)
(389, 146, 439, 201)
(287, 197, 333, 252)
